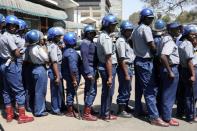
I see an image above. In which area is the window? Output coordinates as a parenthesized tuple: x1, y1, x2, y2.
(92, 7, 100, 10)
(93, 12, 101, 17)
(81, 12, 90, 17)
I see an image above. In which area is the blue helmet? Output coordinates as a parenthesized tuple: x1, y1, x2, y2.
(167, 22, 181, 29)
(17, 19, 27, 30)
(0, 14, 5, 24)
(102, 14, 118, 27)
(63, 32, 77, 46)
(47, 27, 55, 40)
(25, 29, 40, 44)
(84, 25, 96, 33)
(120, 20, 134, 31)
(140, 8, 154, 19)
(5, 15, 18, 25)
(154, 19, 166, 31)
(47, 27, 64, 40)
(182, 25, 196, 36)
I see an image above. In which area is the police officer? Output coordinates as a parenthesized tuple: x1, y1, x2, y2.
(25, 30, 49, 117)
(97, 14, 118, 120)
(116, 21, 135, 118)
(152, 19, 166, 114)
(166, 22, 182, 46)
(47, 27, 65, 115)
(159, 23, 180, 126)
(167, 22, 187, 118)
(80, 25, 98, 121)
(62, 32, 81, 117)
(0, 15, 34, 124)
(15, 20, 27, 108)
(132, 8, 169, 126)
(179, 25, 196, 123)
(15, 19, 27, 70)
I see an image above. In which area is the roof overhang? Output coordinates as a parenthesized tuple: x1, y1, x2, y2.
(0, 0, 68, 20)
(57, 0, 79, 9)
(81, 17, 97, 24)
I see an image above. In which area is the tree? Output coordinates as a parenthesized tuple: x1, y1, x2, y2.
(162, 15, 171, 23)
(141, 0, 195, 14)
(129, 12, 140, 24)
(176, 10, 197, 24)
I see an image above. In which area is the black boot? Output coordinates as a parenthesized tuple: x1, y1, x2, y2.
(91, 107, 99, 115)
(117, 105, 133, 118)
(125, 105, 134, 114)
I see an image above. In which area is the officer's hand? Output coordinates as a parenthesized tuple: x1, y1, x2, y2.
(72, 81, 78, 89)
(107, 77, 112, 88)
(54, 77, 60, 86)
(168, 71, 175, 79)
(189, 76, 195, 83)
(125, 75, 131, 81)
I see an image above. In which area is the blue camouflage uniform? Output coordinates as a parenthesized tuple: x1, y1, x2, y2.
(62, 47, 81, 106)
(80, 38, 97, 107)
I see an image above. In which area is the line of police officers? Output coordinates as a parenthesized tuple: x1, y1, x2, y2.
(0, 7, 197, 127)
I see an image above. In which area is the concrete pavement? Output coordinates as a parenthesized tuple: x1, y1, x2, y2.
(0, 77, 197, 131)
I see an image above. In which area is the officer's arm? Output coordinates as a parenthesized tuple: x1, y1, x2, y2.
(52, 62, 60, 81)
(117, 40, 130, 79)
(120, 59, 130, 79)
(188, 59, 195, 82)
(80, 43, 91, 76)
(143, 28, 156, 55)
(160, 54, 173, 74)
(68, 54, 79, 85)
(105, 54, 112, 81)
(186, 44, 195, 82)
(148, 41, 157, 55)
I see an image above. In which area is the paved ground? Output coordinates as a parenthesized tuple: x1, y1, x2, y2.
(0, 77, 197, 131)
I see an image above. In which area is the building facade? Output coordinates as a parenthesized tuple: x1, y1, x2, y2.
(74, 0, 111, 29)
(110, 0, 122, 19)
